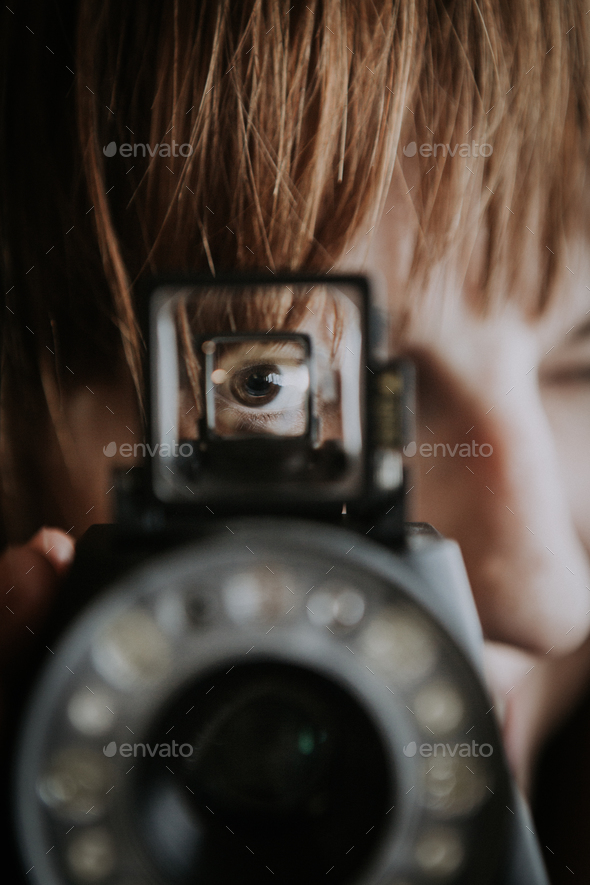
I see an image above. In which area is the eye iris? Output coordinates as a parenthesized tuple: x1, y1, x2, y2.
(232, 365, 281, 407)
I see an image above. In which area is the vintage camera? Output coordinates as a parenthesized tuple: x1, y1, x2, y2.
(8, 274, 548, 885)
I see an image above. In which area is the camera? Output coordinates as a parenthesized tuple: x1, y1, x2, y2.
(6, 274, 548, 884)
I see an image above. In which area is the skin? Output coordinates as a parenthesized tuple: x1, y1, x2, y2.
(360, 168, 590, 794)
(0, 528, 75, 708)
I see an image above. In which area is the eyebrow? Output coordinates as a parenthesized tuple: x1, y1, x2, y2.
(570, 316, 590, 340)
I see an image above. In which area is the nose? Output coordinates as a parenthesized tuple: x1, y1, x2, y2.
(407, 338, 590, 657)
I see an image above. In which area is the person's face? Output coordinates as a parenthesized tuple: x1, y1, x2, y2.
(55, 180, 590, 794)
(361, 188, 590, 789)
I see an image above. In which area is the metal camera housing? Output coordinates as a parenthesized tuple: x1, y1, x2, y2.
(9, 274, 548, 885)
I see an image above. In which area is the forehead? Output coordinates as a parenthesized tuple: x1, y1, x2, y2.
(357, 173, 590, 356)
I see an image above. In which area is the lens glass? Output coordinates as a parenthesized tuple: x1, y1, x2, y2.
(135, 661, 393, 885)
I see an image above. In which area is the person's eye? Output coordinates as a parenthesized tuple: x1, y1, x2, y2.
(212, 360, 310, 437)
(230, 364, 284, 408)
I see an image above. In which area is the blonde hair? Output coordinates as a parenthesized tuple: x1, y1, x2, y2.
(74, 0, 413, 399)
(1, 0, 590, 535)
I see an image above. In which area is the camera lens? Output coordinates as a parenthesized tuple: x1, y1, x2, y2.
(135, 661, 392, 884)
(187, 685, 331, 811)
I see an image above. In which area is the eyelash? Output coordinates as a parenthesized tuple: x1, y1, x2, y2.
(228, 406, 306, 432)
(541, 366, 590, 386)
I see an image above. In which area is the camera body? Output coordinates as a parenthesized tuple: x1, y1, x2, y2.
(8, 274, 548, 885)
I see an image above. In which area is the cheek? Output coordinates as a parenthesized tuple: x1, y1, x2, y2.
(404, 347, 590, 654)
(541, 385, 590, 548)
(407, 353, 504, 535)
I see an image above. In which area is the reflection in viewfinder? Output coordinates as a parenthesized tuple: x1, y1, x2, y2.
(203, 336, 311, 439)
(151, 281, 365, 502)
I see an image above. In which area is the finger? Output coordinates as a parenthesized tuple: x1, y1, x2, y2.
(28, 527, 75, 578)
(1, 528, 75, 649)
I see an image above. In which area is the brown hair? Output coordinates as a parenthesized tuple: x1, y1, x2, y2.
(1, 0, 589, 537)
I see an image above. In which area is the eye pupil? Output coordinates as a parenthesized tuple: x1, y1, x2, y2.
(245, 371, 274, 397)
